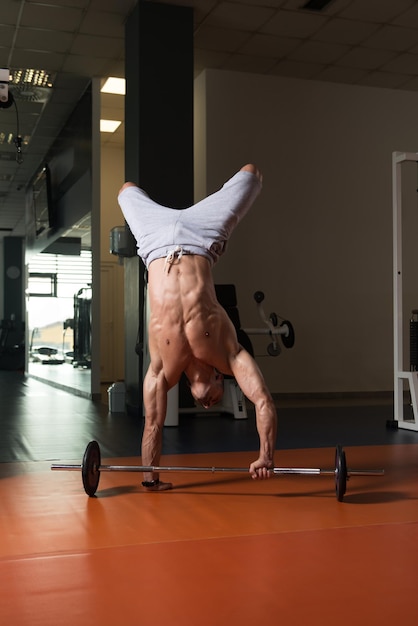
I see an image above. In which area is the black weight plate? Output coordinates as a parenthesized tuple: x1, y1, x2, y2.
(82, 440, 101, 497)
(267, 342, 280, 357)
(281, 321, 295, 349)
(335, 445, 347, 502)
(342, 451, 348, 495)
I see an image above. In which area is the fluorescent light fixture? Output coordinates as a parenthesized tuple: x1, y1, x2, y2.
(100, 119, 122, 133)
(10, 68, 53, 87)
(101, 77, 126, 95)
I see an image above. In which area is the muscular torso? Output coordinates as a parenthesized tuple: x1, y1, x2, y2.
(147, 255, 239, 387)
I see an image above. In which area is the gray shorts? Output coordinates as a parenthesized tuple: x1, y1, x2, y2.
(118, 169, 262, 268)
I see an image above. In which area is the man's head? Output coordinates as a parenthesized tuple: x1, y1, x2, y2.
(188, 369, 224, 409)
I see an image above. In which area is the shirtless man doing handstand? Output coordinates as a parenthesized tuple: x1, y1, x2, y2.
(118, 164, 277, 490)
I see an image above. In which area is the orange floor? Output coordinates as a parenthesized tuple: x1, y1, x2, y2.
(1, 444, 418, 625)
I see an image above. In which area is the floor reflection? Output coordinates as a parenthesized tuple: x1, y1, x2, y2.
(28, 361, 91, 398)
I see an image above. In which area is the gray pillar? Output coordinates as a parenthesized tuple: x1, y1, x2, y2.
(124, 1, 194, 414)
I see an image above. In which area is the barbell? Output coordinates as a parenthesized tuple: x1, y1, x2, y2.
(50, 441, 384, 501)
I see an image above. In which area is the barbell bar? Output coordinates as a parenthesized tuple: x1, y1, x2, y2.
(50, 441, 384, 501)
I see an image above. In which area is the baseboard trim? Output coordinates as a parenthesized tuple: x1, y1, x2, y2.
(271, 390, 394, 407)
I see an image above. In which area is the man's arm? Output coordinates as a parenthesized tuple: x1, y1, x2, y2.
(228, 348, 277, 478)
(141, 364, 173, 491)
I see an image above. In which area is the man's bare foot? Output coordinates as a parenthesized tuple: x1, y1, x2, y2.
(142, 479, 173, 492)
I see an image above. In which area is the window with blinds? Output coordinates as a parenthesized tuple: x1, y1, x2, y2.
(27, 250, 93, 355)
(28, 250, 92, 298)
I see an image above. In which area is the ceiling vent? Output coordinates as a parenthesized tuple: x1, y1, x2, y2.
(9, 68, 54, 103)
(302, 0, 335, 11)
(12, 84, 52, 103)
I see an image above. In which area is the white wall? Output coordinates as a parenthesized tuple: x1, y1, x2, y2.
(195, 69, 418, 395)
(100, 145, 126, 261)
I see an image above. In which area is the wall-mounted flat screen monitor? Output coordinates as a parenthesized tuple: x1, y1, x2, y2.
(32, 164, 54, 237)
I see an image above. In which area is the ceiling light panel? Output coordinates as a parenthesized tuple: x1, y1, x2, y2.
(101, 77, 126, 95)
(100, 119, 122, 132)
